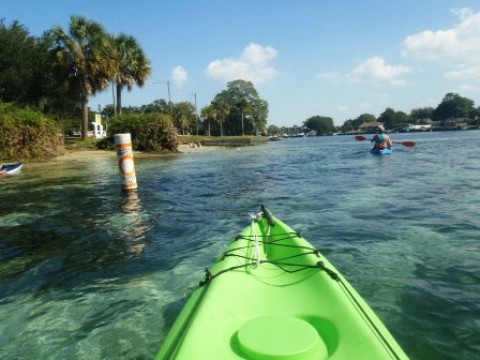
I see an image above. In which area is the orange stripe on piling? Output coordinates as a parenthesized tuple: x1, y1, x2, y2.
(118, 154, 135, 177)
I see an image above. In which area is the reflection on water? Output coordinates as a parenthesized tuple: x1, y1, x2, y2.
(1, 132, 480, 359)
(119, 191, 149, 255)
(121, 190, 143, 213)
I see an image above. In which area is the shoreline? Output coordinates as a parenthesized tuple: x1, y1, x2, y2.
(59, 143, 226, 162)
(2, 135, 269, 164)
(1, 144, 227, 164)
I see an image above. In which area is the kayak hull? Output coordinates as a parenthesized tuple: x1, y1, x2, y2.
(156, 207, 408, 360)
(1, 163, 23, 176)
(371, 148, 392, 155)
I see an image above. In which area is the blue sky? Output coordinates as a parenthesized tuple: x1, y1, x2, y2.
(2, 0, 480, 126)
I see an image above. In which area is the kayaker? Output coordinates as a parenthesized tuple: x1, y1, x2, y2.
(371, 125, 392, 150)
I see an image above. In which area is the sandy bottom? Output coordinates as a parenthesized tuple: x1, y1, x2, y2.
(176, 143, 226, 153)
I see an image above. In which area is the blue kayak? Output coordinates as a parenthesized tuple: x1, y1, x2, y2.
(370, 148, 392, 155)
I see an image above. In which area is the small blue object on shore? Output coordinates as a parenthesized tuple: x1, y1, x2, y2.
(1, 162, 23, 175)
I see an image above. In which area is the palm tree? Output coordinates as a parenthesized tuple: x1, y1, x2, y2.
(51, 15, 115, 139)
(212, 91, 230, 137)
(201, 105, 217, 136)
(173, 102, 196, 135)
(112, 34, 151, 115)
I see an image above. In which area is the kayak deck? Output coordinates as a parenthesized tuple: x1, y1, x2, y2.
(156, 206, 407, 360)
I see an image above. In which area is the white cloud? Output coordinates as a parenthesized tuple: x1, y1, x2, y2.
(172, 66, 187, 89)
(445, 65, 480, 79)
(205, 43, 278, 84)
(446, 65, 480, 93)
(316, 71, 341, 80)
(401, 8, 480, 94)
(452, 7, 474, 21)
(350, 57, 411, 84)
(402, 8, 480, 63)
(458, 84, 476, 92)
(317, 58, 410, 85)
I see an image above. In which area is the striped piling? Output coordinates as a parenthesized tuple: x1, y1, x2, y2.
(114, 133, 137, 191)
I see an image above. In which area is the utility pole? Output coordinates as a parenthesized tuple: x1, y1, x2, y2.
(153, 80, 171, 103)
(194, 92, 199, 135)
(166, 81, 171, 103)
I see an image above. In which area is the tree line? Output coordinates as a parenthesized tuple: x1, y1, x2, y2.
(0, 17, 268, 143)
(268, 92, 480, 137)
(338, 93, 480, 133)
(101, 79, 268, 137)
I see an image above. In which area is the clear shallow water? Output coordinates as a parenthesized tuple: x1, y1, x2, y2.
(1, 131, 479, 359)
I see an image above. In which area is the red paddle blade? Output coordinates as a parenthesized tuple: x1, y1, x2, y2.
(355, 135, 367, 141)
(400, 141, 416, 147)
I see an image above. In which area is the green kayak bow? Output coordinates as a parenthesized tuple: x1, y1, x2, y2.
(156, 206, 408, 360)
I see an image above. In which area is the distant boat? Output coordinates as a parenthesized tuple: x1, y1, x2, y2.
(0, 162, 23, 176)
(268, 135, 285, 141)
(291, 133, 305, 138)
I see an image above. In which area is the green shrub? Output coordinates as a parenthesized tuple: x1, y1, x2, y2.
(108, 113, 178, 152)
(0, 103, 64, 160)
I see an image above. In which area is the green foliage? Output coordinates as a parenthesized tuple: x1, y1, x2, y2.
(0, 103, 64, 160)
(172, 101, 196, 135)
(355, 113, 376, 126)
(409, 107, 434, 122)
(342, 113, 377, 131)
(377, 108, 395, 129)
(51, 16, 117, 139)
(65, 137, 103, 150)
(267, 124, 281, 135)
(340, 121, 354, 133)
(108, 113, 178, 152)
(0, 20, 51, 106)
(433, 93, 476, 121)
(377, 108, 409, 130)
(341, 93, 478, 131)
(112, 33, 151, 115)
(303, 116, 335, 135)
(201, 105, 217, 136)
(210, 80, 269, 136)
(139, 99, 173, 115)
